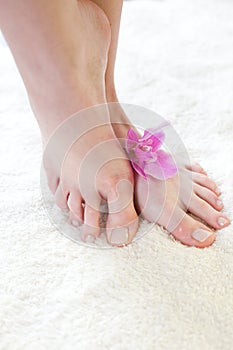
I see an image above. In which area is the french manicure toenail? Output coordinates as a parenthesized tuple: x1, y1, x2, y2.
(110, 227, 129, 246)
(216, 199, 222, 207)
(218, 217, 228, 227)
(191, 229, 213, 242)
(71, 220, 79, 227)
(85, 235, 95, 243)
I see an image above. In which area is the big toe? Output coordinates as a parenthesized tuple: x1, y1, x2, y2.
(105, 178, 139, 247)
(171, 210, 216, 248)
(107, 203, 139, 247)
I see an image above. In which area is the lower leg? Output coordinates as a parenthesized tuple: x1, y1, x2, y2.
(90, 0, 123, 101)
(0, 0, 111, 139)
(0, 0, 138, 245)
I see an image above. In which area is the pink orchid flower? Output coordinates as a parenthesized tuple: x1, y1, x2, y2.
(126, 124, 177, 180)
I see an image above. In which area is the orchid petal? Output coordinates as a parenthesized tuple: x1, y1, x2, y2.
(127, 128, 139, 142)
(134, 144, 154, 162)
(139, 130, 165, 151)
(143, 162, 165, 180)
(144, 150, 177, 180)
(150, 131, 165, 151)
(131, 161, 147, 178)
(125, 124, 177, 181)
(126, 128, 139, 154)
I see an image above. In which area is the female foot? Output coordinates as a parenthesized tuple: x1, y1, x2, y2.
(0, 0, 138, 246)
(107, 102, 230, 248)
(88, 0, 230, 247)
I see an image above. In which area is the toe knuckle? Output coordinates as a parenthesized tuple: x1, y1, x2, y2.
(103, 172, 131, 190)
(199, 200, 208, 211)
(102, 176, 120, 192)
(202, 176, 212, 187)
(208, 192, 216, 202)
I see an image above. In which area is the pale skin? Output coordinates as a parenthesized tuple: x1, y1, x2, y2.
(0, 0, 230, 248)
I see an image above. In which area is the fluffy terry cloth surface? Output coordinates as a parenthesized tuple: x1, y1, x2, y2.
(0, 0, 233, 349)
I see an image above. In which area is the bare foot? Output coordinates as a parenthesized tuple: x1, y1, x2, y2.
(40, 2, 139, 246)
(1, 0, 138, 246)
(107, 102, 230, 248)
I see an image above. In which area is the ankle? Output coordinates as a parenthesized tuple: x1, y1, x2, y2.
(30, 77, 107, 141)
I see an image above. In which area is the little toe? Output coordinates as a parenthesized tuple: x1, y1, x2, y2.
(186, 162, 207, 175)
(194, 183, 223, 211)
(188, 194, 230, 230)
(67, 190, 84, 226)
(171, 211, 216, 248)
(54, 184, 69, 212)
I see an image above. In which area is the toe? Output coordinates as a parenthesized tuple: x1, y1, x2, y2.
(193, 183, 223, 211)
(82, 198, 101, 243)
(105, 177, 139, 247)
(69, 211, 82, 227)
(107, 202, 139, 247)
(171, 211, 216, 248)
(67, 190, 84, 226)
(188, 194, 230, 230)
(191, 172, 220, 195)
(47, 176, 60, 194)
(186, 162, 207, 175)
(54, 184, 69, 211)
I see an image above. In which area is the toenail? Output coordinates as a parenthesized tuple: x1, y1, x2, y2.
(218, 217, 228, 227)
(71, 220, 79, 227)
(110, 227, 129, 246)
(191, 229, 213, 242)
(216, 199, 223, 207)
(85, 234, 96, 243)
